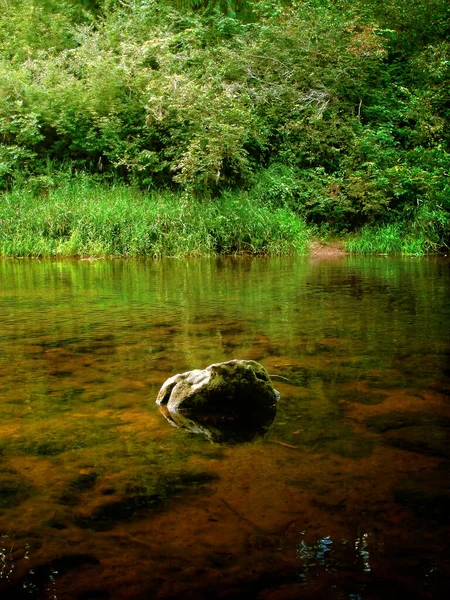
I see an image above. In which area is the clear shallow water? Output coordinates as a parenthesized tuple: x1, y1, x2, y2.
(0, 255, 449, 600)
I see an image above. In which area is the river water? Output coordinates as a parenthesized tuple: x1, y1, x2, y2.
(0, 256, 449, 600)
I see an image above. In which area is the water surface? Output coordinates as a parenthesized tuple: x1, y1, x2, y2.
(0, 256, 449, 599)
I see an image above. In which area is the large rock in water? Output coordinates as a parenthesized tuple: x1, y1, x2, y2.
(156, 360, 279, 443)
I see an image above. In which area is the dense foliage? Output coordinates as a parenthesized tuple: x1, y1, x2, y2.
(1, 0, 449, 252)
(0, 177, 309, 256)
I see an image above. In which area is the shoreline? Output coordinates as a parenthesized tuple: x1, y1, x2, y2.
(0, 180, 447, 258)
(1, 239, 448, 260)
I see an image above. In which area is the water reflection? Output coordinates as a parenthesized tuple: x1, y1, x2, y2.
(295, 529, 446, 599)
(0, 535, 15, 582)
(158, 403, 277, 444)
(1, 535, 100, 600)
(0, 256, 449, 600)
(0, 537, 51, 600)
(297, 531, 376, 581)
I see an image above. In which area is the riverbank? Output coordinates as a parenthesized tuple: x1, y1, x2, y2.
(1, 1, 449, 260)
(0, 178, 447, 258)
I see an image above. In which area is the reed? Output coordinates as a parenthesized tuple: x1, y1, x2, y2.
(346, 222, 440, 256)
(0, 178, 310, 258)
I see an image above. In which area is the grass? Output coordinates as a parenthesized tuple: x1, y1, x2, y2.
(1, 175, 447, 258)
(0, 177, 311, 258)
(346, 220, 445, 256)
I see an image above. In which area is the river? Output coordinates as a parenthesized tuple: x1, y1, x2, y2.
(0, 256, 449, 599)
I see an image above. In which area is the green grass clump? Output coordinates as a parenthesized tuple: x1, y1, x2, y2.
(346, 221, 444, 256)
(0, 177, 310, 258)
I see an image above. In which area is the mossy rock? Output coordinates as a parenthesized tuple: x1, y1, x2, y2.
(156, 360, 279, 443)
(157, 360, 279, 413)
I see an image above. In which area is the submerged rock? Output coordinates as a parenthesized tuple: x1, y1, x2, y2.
(156, 359, 279, 443)
(0, 469, 34, 509)
(394, 463, 450, 526)
(367, 411, 450, 458)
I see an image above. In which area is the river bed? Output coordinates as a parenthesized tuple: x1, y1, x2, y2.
(0, 256, 449, 599)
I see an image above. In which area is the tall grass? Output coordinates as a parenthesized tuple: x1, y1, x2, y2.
(346, 220, 444, 256)
(0, 177, 311, 258)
